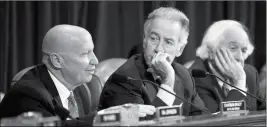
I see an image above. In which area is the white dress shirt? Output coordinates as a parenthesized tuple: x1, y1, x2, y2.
(156, 84, 176, 106)
(48, 70, 71, 110)
(151, 73, 176, 106)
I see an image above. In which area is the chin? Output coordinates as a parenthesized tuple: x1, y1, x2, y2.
(87, 76, 93, 82)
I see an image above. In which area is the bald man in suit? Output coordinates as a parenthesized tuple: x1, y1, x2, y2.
(0, 25, 156, 126)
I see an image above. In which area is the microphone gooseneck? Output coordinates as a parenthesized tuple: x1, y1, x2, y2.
(207, 73, 266, 103)
(191, 69, 266, 103)
(128, 78, 212, 115)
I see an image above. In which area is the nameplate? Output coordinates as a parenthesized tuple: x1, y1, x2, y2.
(93, 103, 139, 126)
(100, 112, 121, 123)
(120, 104, 139, 126)
(39, 116, 61, 126)
(220, 100, 247, 114)
(94, 110, 121, 126)
(156, 103, 184, 121)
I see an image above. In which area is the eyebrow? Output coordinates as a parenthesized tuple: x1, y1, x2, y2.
(228, 41, 248, 49)
(165, 37, 174, 42)
(228, 41, 238, 45)
(150, 31, 175, 41)
(150, 31, 159, 36)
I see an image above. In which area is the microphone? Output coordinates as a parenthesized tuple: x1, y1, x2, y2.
(111, 73, 212, 115)
(191, 69, 208, 78)
(191, 69, 266, 103)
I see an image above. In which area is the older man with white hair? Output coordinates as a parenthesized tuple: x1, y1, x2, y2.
(189, 20, 263, 113)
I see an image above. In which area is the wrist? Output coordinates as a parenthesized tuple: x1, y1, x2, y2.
(235, 79, 247, 91)
(162, 72, 175, 89)
(238, 73, 246, 81)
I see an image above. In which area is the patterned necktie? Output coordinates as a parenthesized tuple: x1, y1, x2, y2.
(68, 92, 79, 118)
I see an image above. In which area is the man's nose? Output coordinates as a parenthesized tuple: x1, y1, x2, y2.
(155, 42, 164, 53)
(90, 53, 99, 65)
(234, 50, 244, 63)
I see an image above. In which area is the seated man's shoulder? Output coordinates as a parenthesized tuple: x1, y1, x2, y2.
(7, 79, 49, 102)
(244, 64, 259, 81)
(114, 54, 142, 77)
(172, 62, 192, 80)
(244, 64, 258, 73)
(173, 62, 189, 72)
(172, 62, 196, 92)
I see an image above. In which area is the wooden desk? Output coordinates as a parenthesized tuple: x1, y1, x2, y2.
(144, 110, 266, 126)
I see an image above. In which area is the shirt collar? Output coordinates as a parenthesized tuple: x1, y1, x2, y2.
(47, 70, 70, 102)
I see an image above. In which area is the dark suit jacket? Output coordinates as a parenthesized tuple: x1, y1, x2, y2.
(0, 64, 97, 126)
(189, 58, 262, 113)
(98, 54, 208, 116)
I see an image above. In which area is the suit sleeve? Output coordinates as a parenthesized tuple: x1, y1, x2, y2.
(151, 97, 168, 107)
(98, 76, 173, 110)
(189, 77, 211, 115)
(225, 89, 246, 101)
(195, 86, 219, 113)
(98, 79, 145, 110)
(0, 85, 97, 126)
(255, 67, 266, 110)
(0, 86, 55, 118)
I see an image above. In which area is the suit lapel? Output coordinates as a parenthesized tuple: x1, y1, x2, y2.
(173, 74, 184, 105)
(203, 60, 227, 100)
(38, 65, 63, 107)
(135, 55, 158, 104)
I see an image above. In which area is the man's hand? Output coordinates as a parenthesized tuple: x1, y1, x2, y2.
(214, 48, 246, 87)
(147, 52, 175, 89)
(138, 104, 156, 117)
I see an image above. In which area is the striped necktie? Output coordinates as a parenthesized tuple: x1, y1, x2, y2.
(68, 92, 79, 118)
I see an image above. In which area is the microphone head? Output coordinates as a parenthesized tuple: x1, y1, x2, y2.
(191, 69, 207, 78)
(112, 73, 130, 83)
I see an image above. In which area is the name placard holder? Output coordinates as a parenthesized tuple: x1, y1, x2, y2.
(155, 103, 185, 125)
(220, 100, 248, 116)
(94, 104, 139, 126)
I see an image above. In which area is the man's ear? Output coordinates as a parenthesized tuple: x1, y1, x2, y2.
(143, 34, 147, 49)
(208, 48, 216, 60)
(175, 44, 186, 57)
(49, 53, 63, 69)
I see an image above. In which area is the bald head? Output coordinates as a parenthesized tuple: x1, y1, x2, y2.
(42, 24, 93, 54)
(41, 24, 98, 90)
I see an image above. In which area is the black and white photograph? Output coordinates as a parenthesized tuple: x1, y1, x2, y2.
(0, 1, 266, 126)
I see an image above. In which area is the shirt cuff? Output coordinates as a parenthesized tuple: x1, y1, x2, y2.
(156, 84, 176, 106)
(231, 80, 247, 96)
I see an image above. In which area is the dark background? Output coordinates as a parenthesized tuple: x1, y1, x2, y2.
(0, 1, 266, 93)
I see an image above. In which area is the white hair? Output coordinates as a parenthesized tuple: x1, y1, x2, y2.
(196, 20, 254, 60)
(144, 7, 189, 44)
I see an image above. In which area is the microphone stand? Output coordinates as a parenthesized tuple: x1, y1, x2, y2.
(207, 73, 266, 103)
(130, 78, 212, 115)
